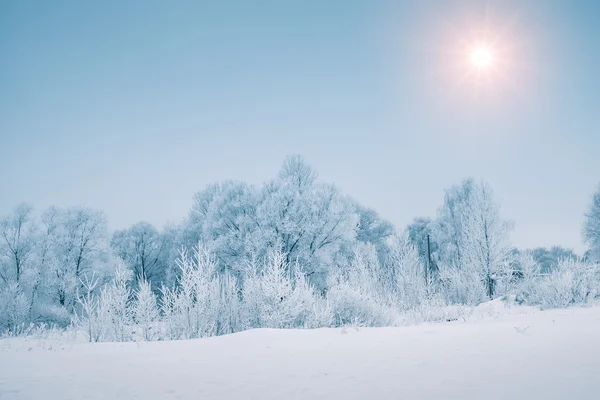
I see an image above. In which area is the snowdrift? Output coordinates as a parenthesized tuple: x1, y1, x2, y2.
(1, 304, 599, 400)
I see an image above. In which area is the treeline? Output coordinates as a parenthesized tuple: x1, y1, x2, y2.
(1, 155, 599, 337)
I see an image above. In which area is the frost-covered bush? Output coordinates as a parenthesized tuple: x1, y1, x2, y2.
(242, 251, 331, 329)
(158, 245, 245, 340)
(242, 252, 294, 329)
(514, 251, 542, 305)
(0, 283, 30, 334)
(288, 269, 333, 328)
(437, 264, 487, 306)
(525, 259, 600, 309)
(327, 282, 396, 327)
(73, 263, 132, 342)
(159, 246, 219, 339)
(74, 273, 105, 342)
(327, 246, 397, 327)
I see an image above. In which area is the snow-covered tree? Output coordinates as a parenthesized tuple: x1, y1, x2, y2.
(45, 207, 109, 310)
(101, 264, 132, 342)
(187, 181, 260, 275)
(111, 222, 165, 289)
(354, 204, 394, 264)
(387, 232, 428, 310)
(242, 251, 294, 329)
(583, 184, 600, 263)
(255, 156, 359, 289)
(407, 217, 438, 269)
(183, 156, 363, 291)
(160, 246, 227, 339)
(460, 181, 514, 299)
(75, 273, 104, 342)
(429, 180, 513, 302)
(0, 203, 37, 284)
(0, 204, 37, 332)
(133, 279, 159, 341)
(433, 179, 476, 268)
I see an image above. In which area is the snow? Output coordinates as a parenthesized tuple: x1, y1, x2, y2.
(2, 304, 600, 400)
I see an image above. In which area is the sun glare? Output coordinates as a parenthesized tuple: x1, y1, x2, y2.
(470, 45, 494, 69)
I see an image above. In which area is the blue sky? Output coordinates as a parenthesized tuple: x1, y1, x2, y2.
(1, 0, 599, 253)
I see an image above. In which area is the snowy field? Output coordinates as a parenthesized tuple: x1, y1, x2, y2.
(1, 303, 599, 400)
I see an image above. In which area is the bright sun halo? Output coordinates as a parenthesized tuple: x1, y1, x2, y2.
(470, 46, 493, 69)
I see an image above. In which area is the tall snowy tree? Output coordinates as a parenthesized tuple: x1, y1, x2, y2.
(187, 181, 260, 274)
(583, 184, 600, 263)
(433, 179, 476, 268)
(0, 203, 37, 284)
(111, 222, 165, 288)
(47, 207, 110, 309)
(460, 181, 514, 298)
(254, 156, 359, 289)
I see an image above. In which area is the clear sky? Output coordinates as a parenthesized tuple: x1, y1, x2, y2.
(1, 0, 599, 254)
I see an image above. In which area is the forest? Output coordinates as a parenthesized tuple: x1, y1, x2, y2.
(1, 155, 599, 340)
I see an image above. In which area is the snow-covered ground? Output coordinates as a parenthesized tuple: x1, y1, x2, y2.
(1, 302, 599, 400)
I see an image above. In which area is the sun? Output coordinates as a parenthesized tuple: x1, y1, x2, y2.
(470, 45, 494, 69)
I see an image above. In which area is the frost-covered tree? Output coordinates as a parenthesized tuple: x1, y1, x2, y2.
(0, 203, 37, 284)
(47, 207, 109, 310)
(387, 232, 428, 310)
(0, 204, 37, 332)
(29, 207, 66, 323)
(433, 179, 476, 268)
(160, 246, 225, 339)
(187, 181, 260, 275)
(183, 156, 362, 290)
(430, 180, 513, 301)
(407, 217, 438, 273)
(242, 251, 294, 329)
(101, 264, 132, 342)
(354, 204, 394, 264)
(133, 279, 159, 341)
(583, 184, 600, 263)
(255, 156, 359, 289)
(460, 181, 514, 299)
(111, 222, 165, 288)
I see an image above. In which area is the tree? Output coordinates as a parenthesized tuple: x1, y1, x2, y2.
(111, 222, 165, 288)
(407, 217, 438, 272)
(387, 232, 428, 310)
(583, 184, 600, 262)
(255, 156, 359, 289)
(101, 264, 132, 342)
(48, 207, 109, 309)
(433, 179, 476, 268)
(187, 181, 260, 275)
(460, 181, 514, 299)
(133, 279, 159, 341)
(0, 203, 36, 284)
(183, 156, 362, 290)
(354, 204, 394, 264)
(242, 251, 294, 329)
